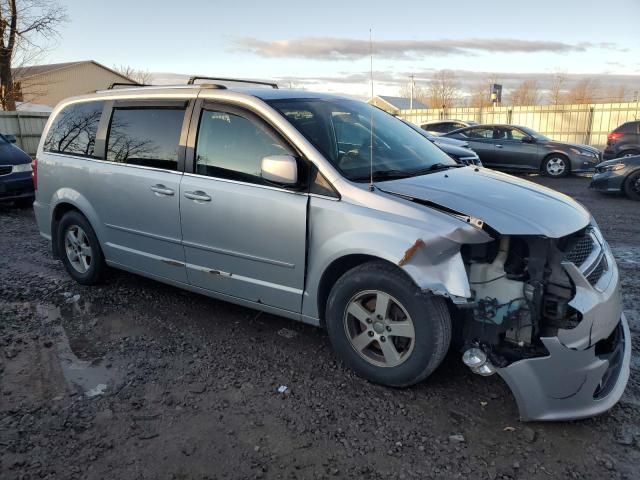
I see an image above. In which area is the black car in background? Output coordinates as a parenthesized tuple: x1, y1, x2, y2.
(591, 155, 640, 200)
(443, 124, 601, 177)
(0, 133, 34, 206)
(400, 119, 482, 165)
(420, 119, 477, 135)
(603, 121, 640, 160)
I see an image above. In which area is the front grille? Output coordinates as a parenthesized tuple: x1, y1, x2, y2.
(565, 235, 595, 266)
(0, 165, 12, 175)
(587, 255, 608, 285)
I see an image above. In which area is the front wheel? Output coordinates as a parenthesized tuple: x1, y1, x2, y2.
(543, 155, 570, 177)
(325, 261, 451, 387)
(624, 171, 640, 201)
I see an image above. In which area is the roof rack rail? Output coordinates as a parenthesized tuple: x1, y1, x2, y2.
(187, 76, 278, 89)
(107, 82, 146, 90)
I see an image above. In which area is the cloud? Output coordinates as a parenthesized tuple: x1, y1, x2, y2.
(236, 37, 617, 60)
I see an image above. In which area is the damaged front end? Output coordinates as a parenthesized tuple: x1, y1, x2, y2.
(457, 224, 630, 421)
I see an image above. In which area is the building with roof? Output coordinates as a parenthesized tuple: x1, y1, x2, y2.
(12, 60, 137, 109)
(368, 95, 428, 114)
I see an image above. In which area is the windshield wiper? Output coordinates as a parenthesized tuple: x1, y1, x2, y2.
(418, 163, 463, 173)
(351, 169, 414, 182)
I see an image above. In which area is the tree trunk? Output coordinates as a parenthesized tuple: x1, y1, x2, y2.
(0, 53, 16, 111)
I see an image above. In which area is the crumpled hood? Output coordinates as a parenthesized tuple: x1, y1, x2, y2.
(377, 167, 591, 237)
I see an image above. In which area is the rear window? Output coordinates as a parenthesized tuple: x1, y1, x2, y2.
(106, 108, 185, 171)
(43, 101, 104, 156)
(615, 122, 640, 134)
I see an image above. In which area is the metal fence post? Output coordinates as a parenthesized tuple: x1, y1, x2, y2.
(585, 106, 594, 145)
(15, 111, 24, 151)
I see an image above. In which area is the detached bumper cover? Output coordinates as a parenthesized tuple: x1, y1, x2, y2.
(498, 314, 630, 421)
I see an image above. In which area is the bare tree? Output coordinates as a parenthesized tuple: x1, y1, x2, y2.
(565, 78, 599, 104)
(398, 79, 427, 107)
(468, 82, 492, 108)
(427, 70, 459, 109)
(114, 64, 153, 85)
(508, 80, 540, 106)
(604, 84, 626, 103)
(0, 0, 67, 110)
(547, 72, 567, 105)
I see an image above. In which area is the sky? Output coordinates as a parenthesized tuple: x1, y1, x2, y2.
(46, 0, 640, 99)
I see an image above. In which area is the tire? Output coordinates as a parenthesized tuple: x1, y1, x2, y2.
(57, 210, 106, 285)
(325, 261, 452, 387)
(623, 170, 640, 201)
(542, 155, 570, 177)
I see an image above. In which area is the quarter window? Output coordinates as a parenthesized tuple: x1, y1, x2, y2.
(44, 101, 104, 156)
(106, 108, 185, 171)
(195, 109, 291, 184)
(463, 127, 494, 139)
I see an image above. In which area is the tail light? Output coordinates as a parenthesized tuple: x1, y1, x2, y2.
(607, 132, 624, 142)
(31, 157, 37, 190)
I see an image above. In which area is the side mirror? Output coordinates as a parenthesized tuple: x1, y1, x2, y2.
(4, 134, 17, 143)
(261, 155, 298, 185)
(522, 136, 535, 144)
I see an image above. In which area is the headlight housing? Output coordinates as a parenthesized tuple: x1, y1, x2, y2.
(11, 163, 32, 173)
(570, 148, 598, 158)
(596, 163, 625, 173)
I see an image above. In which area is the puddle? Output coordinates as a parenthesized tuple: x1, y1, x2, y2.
(37, 303, 119, 398)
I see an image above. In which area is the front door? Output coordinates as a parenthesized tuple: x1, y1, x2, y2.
(459, 126, 496, 166)
(491, 127, 539, 170)
(179, 103, 308, 312)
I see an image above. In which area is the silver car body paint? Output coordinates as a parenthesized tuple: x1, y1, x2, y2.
(34, 85, 628, 421)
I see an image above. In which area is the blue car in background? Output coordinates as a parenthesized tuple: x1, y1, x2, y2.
(0, 133, 34, 207)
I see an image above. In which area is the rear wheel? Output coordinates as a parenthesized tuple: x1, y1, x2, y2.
(57, 211, 106, 285)
(325, 261, 451, 387)
(543, 155, 570, 177)
(623, 170, 640, 201)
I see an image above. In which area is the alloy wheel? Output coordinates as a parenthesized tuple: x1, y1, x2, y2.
(64, 225, 93, 274)
(343, 290, 415, 368)
(546, 157, 567, 176)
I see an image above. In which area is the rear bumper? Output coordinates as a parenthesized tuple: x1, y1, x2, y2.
(498, 314, 630, 422)
(0, 173, 34, 201)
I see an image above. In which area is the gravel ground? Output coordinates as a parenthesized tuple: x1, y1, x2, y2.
(1, 175, 639, 480)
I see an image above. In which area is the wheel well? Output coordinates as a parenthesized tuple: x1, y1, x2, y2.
(316, 254, 409, 326)
(540, 152, 570, 172)
(51, 203, 83, 257)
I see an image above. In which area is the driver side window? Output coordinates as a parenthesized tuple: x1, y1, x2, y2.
(195, 109, 291, 184)
(506, 128, 527, 141)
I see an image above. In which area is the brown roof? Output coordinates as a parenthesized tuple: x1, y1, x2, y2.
(13, 60, 138, 84)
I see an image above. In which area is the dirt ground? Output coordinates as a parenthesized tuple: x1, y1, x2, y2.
(1, 174, 639, 480)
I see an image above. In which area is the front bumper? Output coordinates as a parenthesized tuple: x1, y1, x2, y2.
(498, 243, 630, 421)
(0, 172, 34, 201)
(590, 170, 628, 193)
(498, 314, 630, 421)
(569, 155, 600, 173)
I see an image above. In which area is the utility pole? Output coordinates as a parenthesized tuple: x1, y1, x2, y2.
(409, 74, 415, 109)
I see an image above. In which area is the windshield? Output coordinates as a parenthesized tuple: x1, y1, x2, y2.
(268, 98, 456, 182)
(520, 126, 549, 141)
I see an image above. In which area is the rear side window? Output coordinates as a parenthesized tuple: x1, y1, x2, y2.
(462, 127, 494, 139)
(44, 101, 104, 156)
(616, 122, 640, 134)
(106, 108, 185, 171)
(194, 109, 291, 184)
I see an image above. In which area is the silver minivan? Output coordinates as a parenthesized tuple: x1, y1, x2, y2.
(33, 79, 630, 421)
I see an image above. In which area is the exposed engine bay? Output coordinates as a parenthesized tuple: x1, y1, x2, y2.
(458, 227, 600, 373)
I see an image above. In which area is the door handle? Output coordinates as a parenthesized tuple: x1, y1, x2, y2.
(495, 144, 503, 148)
(184, 190, 212, 202)
(151, 184, 175, 196)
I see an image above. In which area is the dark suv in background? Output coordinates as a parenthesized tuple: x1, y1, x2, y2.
(603, 121, 640, 159)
